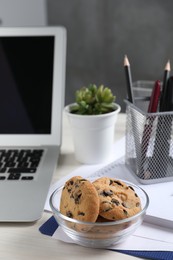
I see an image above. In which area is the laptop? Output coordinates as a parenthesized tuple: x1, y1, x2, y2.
(0, 26, 66, 221)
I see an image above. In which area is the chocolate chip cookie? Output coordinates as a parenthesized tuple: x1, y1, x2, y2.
(60, 176, 99, 222)
(93, 177, 141, 220)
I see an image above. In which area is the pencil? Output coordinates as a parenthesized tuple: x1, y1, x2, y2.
(124, 55, 140, 170)
(124, 55, 134, 104)
(159, 60, 171, 111)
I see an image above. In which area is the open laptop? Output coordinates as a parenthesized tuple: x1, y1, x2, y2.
(0, 26, 66, 221)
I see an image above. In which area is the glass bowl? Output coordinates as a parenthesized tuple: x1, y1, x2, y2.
(49, 179, 149, 248)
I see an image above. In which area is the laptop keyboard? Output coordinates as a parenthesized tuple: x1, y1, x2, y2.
(0, 149, 44, 181)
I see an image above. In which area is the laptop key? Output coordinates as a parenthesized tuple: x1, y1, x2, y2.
(30, 161, 39, 168)
(4, 162, 16, 168)
(8, 167, 37, 173)
(21, 176, 34, 180)
(0, 168, 7, 173)
(17, 162, 29, 168)
(8, 173, 21, 180)
(1, 149, 43, 182)
(0, 176, 6, 180)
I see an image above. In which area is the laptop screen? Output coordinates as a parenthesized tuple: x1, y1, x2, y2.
(0, 36, 54, 134)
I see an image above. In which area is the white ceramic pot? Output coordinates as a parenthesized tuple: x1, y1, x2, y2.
(64, 103, 121, 164)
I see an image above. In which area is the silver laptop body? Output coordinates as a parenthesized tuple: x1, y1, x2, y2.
(0, 26, 66, 221)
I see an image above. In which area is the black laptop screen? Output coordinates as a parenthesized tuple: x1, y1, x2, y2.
(0, 36, 54, 134)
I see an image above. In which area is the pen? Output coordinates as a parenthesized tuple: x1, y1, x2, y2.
(163, 76, 173, 111)
(150, 76, 173, 179)
(140, 80, 161, 179)
(124, 55, 134, 104)
(143, 61, 170, 180)
(159, 60, 170, 111)
(147, 80, 161, 113)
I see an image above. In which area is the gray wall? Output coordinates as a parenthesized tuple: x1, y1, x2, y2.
(47, 0, 173, 112)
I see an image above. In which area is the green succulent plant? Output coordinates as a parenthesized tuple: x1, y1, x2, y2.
(70, 84, 117, 115)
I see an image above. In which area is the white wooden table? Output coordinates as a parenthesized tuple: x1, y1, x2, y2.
(0, 113, 145, 260)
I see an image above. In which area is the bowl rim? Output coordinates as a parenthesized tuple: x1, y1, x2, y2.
(49, 179, 149, 226)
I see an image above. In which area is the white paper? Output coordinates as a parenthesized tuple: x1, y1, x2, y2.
(88, 163, 173, 227)
(45, 136, 173, 251)
(52, 224, 173, 251)
(142, 183, 173, 222)
(134, 222, 173, 244)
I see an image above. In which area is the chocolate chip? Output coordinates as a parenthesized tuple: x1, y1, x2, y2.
(135, 193, 138, 197)
(123, 209, 128, 216)
(74, 191, 82, 204)
(100, 189, 113, 197)
(69, 180, 74, 185)
(66, 211, 73, 218)
(101, 200, 113, 212)
(122, 202, 128, 208)
(109, 179, 114, 185)
(114, 180, 123, 186)
(136, 202, 140, 207)
(128, 186, 134, 191)
(78, 212, 85, 216)
(111, 198, 120, 206)
(109, 179, 124, 187)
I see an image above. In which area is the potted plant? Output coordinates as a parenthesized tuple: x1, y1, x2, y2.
(64, 84, 121, 164)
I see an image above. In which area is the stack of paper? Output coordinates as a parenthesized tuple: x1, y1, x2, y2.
(44, 137, 173, 254)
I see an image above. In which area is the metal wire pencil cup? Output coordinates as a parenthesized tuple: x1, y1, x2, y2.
(125, 81, 173, 184)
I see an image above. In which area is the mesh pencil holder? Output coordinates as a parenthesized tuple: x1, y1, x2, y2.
(125, 92, 173, 184)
